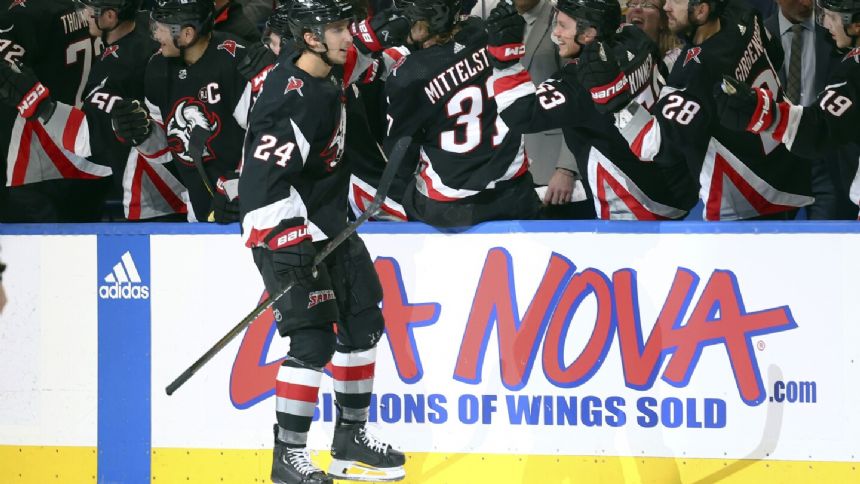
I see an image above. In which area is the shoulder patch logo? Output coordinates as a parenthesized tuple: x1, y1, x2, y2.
(738, 24, 746, 35)
(683, 46, 702, 67)
(217, 39, 245, 57)
(844, 47, 860, 64)
(453, 42, 465, 54)
(101, 45, 119, 60)
(285, 76, 304, 96)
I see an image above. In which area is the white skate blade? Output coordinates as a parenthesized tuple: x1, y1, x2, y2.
(328, 459, 405, 482)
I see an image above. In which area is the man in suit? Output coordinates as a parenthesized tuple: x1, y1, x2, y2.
(765, 0, 855, 218)
(516, 0, 592, 217)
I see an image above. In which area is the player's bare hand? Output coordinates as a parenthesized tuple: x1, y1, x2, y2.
(544, 169, 575, 205)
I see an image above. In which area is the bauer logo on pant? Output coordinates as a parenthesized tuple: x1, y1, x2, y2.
(99, 250, 150, 299)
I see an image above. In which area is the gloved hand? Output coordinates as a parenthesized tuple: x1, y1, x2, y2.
(485, 0, 526, 69)
(576, 41, 631, 114)
(209, 171, 240, 224)
(263, 218, 339, 334)
(237, 42, 277, 84)
(111, 98, 153, 146)
(0, 61, 55, 121)
(714, 75, 779, 133)
(350, 8, 411, 54)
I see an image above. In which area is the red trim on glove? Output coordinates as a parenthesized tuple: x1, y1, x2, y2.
(589, 72, 629, 105)
(487, 43, 526, 62)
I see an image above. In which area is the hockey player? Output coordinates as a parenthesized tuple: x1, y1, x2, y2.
(607, 0, 814, 220)
(384, 0, 542, 227)
(0, 0, 105, 222)
(714, 0, 860, 215)
(0, 0, 191, 220)
(239, 0, 410, 482)
(486, 0, 699, 219)
(109, 0, 271, 223)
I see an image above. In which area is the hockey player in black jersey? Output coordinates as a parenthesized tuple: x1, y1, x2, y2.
(109, 0, 271, 223)
(239, 0, 409, 482)
(607, 0, 814, 220)
(714, 0, 860, 216)
(486, 0, 699, 219)
(0, 0, 105, 222)
(385, 0, 542, 227)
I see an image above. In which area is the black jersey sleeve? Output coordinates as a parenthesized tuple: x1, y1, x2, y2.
(777, 58, 859, 159)
(490, 62, 595, 134)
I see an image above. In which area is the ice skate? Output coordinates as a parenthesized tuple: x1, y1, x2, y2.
(328, 422, 406, 482)
(272, 441, 333, 484)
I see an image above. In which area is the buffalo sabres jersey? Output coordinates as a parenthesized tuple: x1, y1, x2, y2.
(144, 31, 253, 220)
(347, 82, 411, 222)
(768, 48, 859, 215)
(240, 56, 352, 245)
(492, 25, 698, 220)
(1, 0, 101, 189)
(384, 18, 529, 202)
(32, 19, 189, 220)
(615, 0, 813, 220)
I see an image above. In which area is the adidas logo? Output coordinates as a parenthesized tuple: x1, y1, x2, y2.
(99, 251, 150, 300)
(453, 42, 465, 54)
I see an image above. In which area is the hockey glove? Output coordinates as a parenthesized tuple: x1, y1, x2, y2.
(111, 98, 153, 146)
(237, 43, 277, 84)
(351, 9, 411, 54)
(263, 218, 339, 334)
(486, 0, 526, 69)
(209, 172, 240, 224)
(714, 75, 781, 134)
(0, 61, 55, 121)
(576, 41, 631, 114)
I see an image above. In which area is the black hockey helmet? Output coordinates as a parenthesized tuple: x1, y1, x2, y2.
(266, 1, 293, 39)
(556, 0, 622, 40)
(77, 0, 142, 21)
(816, 0, 860, 26)
(287, 0, 355, 46)
(394, 0, 462, 36)
(150, 0, 215, 35)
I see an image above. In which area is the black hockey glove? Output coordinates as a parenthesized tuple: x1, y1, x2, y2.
(209, 172, 240, 224)
(237, 43, 277, 84)
(485, 0, 526, 69)
(714, 75, 782, 134)
(263, 218, 339, 335)
(0, 61, 55, 121)
(350, 9, 411, 55)
(111, 98, 153, 146)
(576, 41, 631, 114)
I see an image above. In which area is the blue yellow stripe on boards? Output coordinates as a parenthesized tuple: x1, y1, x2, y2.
(149, 449, 858, 483)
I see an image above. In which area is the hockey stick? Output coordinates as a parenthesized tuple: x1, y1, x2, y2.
(188, 125, 215, 196)
(165, 136, 412, 395)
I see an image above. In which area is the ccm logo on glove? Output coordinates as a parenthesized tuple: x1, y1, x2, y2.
(18, 82, 48, 118)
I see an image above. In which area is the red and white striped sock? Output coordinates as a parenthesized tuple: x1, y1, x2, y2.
(331, 347, 376, 423)
(274, 358, 322, 445)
